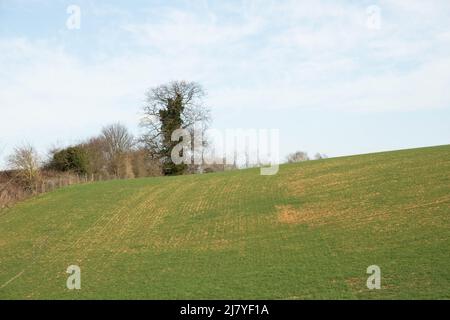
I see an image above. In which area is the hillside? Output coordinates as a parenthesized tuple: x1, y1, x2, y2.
(0, 145, 449, 299)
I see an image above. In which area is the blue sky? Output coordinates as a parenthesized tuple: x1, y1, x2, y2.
(1, 0, 450, 167)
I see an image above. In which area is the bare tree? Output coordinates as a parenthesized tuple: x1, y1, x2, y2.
(187, 119, 211, 173)
(140, 81, 211, 158)
(314, 153, 328, 160)
(81, 136, 109, 177)
(286, 151, 309, 163)
(8, 144, 41, 189)
(102, 123, 134, 155)
(101, 123, 134, 177)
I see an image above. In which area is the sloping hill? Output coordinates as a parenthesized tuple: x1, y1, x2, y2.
(0, 145, 449, 299)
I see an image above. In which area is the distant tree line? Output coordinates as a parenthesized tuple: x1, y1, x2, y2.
(44, 123, 162, 180)
(286, 151, 328, 163)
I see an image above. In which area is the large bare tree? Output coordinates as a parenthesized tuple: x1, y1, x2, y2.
(102, 123, 134, 155)
(140, 81, 211, 160)
(101, 123, 135, 177)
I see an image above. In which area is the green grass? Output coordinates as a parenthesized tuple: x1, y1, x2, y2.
(0, 145, 449, 299)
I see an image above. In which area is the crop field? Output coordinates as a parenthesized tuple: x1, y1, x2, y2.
(0, 145, 449, 299)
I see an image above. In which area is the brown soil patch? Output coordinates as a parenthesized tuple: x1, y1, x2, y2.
(404, 195, 450, 210)
(208, 239, 231, 251)
(276, 205, 335, 226)
(345, 277, 366, 293)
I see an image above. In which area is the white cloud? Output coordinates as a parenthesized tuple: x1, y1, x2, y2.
(123, 9, 261, 52)
(208, 55, 450, 112)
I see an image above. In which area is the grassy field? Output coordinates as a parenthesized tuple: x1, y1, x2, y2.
(0, 145, 449, 299)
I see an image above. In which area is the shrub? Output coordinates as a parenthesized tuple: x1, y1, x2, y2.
(49, 146, 88, 174)
(286, 151, 310, 163)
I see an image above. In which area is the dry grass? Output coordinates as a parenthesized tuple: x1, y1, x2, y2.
(276, 204, 339, 226)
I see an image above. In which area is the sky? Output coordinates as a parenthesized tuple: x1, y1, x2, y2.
(1, 0, 450, 168)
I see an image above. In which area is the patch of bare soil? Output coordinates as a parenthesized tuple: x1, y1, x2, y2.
(276, 205, 335, 226)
